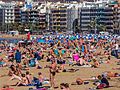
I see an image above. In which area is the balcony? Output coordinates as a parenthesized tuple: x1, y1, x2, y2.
(81, 20, 90, 22)
(81, 16, 90, 18)
(81, 12, 91, 14)
(100, 20, 113, 23)
(60, 20, 67, 22)
(30, 13, 38, 16)
(52, 24, 58, 26)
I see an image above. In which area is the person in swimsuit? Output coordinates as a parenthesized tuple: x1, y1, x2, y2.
(16, 74, 28, 86)
(49, 59, 57, 88)
(9, 65, 21, 81)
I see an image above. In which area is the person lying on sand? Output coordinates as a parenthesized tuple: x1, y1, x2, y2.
(1, 85, 15, 90)
(91, 59, 100, 68)
(0, 58, 7, 67)
(102, 71, 120, 78)
(71, 75, 109, 89)
(9, 65, 22, 81)
(95, 75, 109, 89)
(60, 83, 71, 90)
(38, 72, 49, 84)
(15, 74, 28, 86)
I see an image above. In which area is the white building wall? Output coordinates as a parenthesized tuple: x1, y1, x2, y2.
(5, 8, 15, 24)
(67, 4, 78, 31)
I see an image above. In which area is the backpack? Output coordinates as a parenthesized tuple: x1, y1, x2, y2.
(29, 59, 36, 67)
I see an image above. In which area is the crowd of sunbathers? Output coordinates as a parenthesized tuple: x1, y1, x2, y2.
(0, 33, 119, 90)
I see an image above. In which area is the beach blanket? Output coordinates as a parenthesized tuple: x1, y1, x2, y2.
(0, 88, 15, 90)
(29, 58, 36, 67)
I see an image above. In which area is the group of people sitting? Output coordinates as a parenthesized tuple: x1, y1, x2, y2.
(0, 33, 119, 90)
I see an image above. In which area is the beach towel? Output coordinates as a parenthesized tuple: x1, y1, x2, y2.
(61, 50, 66, 55)
(73, 54, 79, 61)
(37, 39, 45, 43)
(81, 45, 84, 52)
(54, 49, 59, 56)
(0, 88, 15, 90)
(0, 62, 5, 65)
(32, 88, 47, 90)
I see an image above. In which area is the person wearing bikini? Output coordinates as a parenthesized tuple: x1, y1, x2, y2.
(49, 59, 57, 89)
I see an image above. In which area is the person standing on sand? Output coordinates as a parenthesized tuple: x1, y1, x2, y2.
(114, 42, 119, 58)
(15, 50, 21, 64)
(49, 59, 57, 88)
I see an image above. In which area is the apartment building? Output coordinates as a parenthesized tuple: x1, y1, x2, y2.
(67, 4, 78, 32)
(50, 3, 78, 32)
(79, 1, 115, 33)
(0, 8, 5, 25)
(15, 6, 22, 23)
(0, 2, 15, 24)
(50, 4, 68, 31)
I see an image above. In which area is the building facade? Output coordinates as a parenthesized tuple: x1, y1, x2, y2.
(50, 5, 67, 31)
(67, 4, 78, 32)
(0, 8, 5, 25)
(49, 3, 78, 32)
(0, 0, 119, 34)
(0, 3, 15, 24)
(78, 1, 117, 33)
(15, 6, 21, 23)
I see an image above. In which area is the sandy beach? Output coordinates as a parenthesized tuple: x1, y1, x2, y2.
(0, 57, 120, 90)
(0, 34, 120, 90)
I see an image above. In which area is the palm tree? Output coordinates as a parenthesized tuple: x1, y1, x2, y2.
(90, 18, 99, 34)
(57, 26, 60, 32)
(45, 21, 48, 30)
(87, 24, 92, 32)
(98, 24, 106, 32)
(0, 25, 3, 31)
(13, 23, 19, 31)
(18, 24, 24, 32)
(7, 23, 13, 31)
(0, 24, 6, 31)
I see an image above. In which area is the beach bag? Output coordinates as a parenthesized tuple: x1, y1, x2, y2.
(29, 59, 36, 67)
(111, 50, 115, 56)
(97, 83, 106, 89)
(61, 50, 66, 54)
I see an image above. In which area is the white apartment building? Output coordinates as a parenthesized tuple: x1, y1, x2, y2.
(67, 4, 78, 31)
(3, 3, 15, 24)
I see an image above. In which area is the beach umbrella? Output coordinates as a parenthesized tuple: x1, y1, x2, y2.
(76, 34, 80, 39)
(37, 39, 45, 43)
